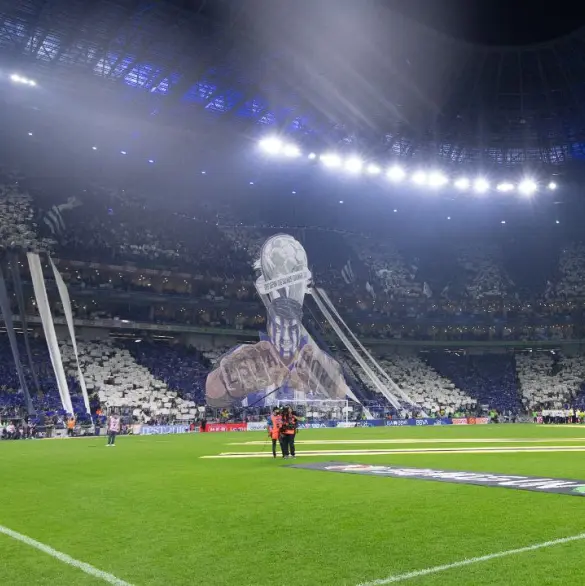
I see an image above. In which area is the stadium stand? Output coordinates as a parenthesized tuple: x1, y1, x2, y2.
(354, 353, 475, 415)
(427, 353, 522, 414)
(516, 352, 585, 409)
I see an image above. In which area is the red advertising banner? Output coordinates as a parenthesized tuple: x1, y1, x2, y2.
(473, 417, 490, 425)
(205, 422, 247, 433)
(451, 418, 468, 425)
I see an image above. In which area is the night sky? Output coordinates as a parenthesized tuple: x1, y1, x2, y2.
(383, 0, 585, 45)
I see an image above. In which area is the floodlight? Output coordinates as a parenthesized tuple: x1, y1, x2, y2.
(10, 73, 36, 87)
(412, 171, 427, 185)
(496, 182, 514, 192)
(320, 153, 342, 168)
(259, 137, 282, 154)
(518, 179, 537, 196)
(454, 177, 470, 190)
(428, 172, 448, 188)
(345, 158, 363, 173)
(282, 143, 300, 157)
(548, 181, 557, 190)
(387, 166, 405, 182)
(473, 178, 489, 193)
(366, 164, 381, 175)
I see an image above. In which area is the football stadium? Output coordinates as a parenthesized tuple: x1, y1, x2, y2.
(2, 1, 585, 584)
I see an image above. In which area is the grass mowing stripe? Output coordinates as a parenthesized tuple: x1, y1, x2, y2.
(357, 532, 585, 585)
(0, 524, 134, 586)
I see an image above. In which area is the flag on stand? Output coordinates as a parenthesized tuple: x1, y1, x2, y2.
(365, 281, 376, 299)
(341, 260, 355, 284)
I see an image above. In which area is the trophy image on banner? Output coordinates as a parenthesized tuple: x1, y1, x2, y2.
(206, 234, 350, 408)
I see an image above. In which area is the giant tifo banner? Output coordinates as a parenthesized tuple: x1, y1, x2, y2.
(205, 234, 350, 408)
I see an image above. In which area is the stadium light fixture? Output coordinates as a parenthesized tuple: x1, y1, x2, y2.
(387, 166, 405, 182)
(366, 164, 381, 175)
(428, 172, 448, 188)
(454, 177, 470, 190)
(282, 143, 301, 158)
(92, 146, 97, 150)
(412, 171, 427, 185)
(473, 178, 490, 193)
(518, 179, 537, 196)
(344, 158, 363, 173)
(548, 181, 557, 190)
(10, 73, 36, 87)
(259, 137, 283, 155)
(320, 153, 342, 168)
(308, 152, 317, 160)
(496, 182, 515, 193)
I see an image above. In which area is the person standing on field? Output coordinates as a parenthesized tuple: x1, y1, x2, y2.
(280, 406, 298, 459)
(106, 413, 121, 447)
(267, 407, 283, 458)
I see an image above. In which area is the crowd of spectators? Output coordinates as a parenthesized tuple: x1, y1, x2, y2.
(2, 172, 585, 342)
(427, 353, 522, 414)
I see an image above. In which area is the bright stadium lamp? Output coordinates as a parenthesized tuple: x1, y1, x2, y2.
(454, 177, 470, 190)
(320, 153, 342, 168)
(10, 73, 36, 86)
(548, 181, 557, 190)
(428, 171, 448, 188)
(412, 171, 427, 185)
(518, 179, 537, 196)
(308, 152, 317, 160)
(496, 182, 515, 193)
(473, 178, 490, 193)
(366, 163, 381, 175)
(387, 165, 405, 182)
(344, 158, 363, 173)
(259, 137, 283, 155)
(282, 143, 301, 157)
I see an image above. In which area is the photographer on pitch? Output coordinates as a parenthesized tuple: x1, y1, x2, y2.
(280, 406, 298, 459)
(267, 407, 283, 458)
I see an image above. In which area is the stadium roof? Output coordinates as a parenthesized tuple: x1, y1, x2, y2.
(2, 0, 585, 167)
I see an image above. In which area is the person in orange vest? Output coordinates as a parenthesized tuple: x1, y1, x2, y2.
(267, 407, 283, 459)
(280, 406, 298, 459)
(66, 416, 76, 438)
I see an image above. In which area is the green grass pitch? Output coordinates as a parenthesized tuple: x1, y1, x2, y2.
(2, 424, 585, 585)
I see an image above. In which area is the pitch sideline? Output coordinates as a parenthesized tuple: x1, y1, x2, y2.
(0, 524, 134, 586)
(356, 531, 585, 585)
(230, 437, 585, 446)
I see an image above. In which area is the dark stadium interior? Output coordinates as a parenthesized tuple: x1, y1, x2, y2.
(3, 1, 585, 584)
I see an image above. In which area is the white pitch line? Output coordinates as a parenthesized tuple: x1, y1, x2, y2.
(0, 524, 133, 586)
(356, 532, 585, 585)
(202, 446, 585, 458)
(229, 438, 585, 446)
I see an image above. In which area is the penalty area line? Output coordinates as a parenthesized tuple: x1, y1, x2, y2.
(0, 524, 134, 586)
(356, 532, 585, 585)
